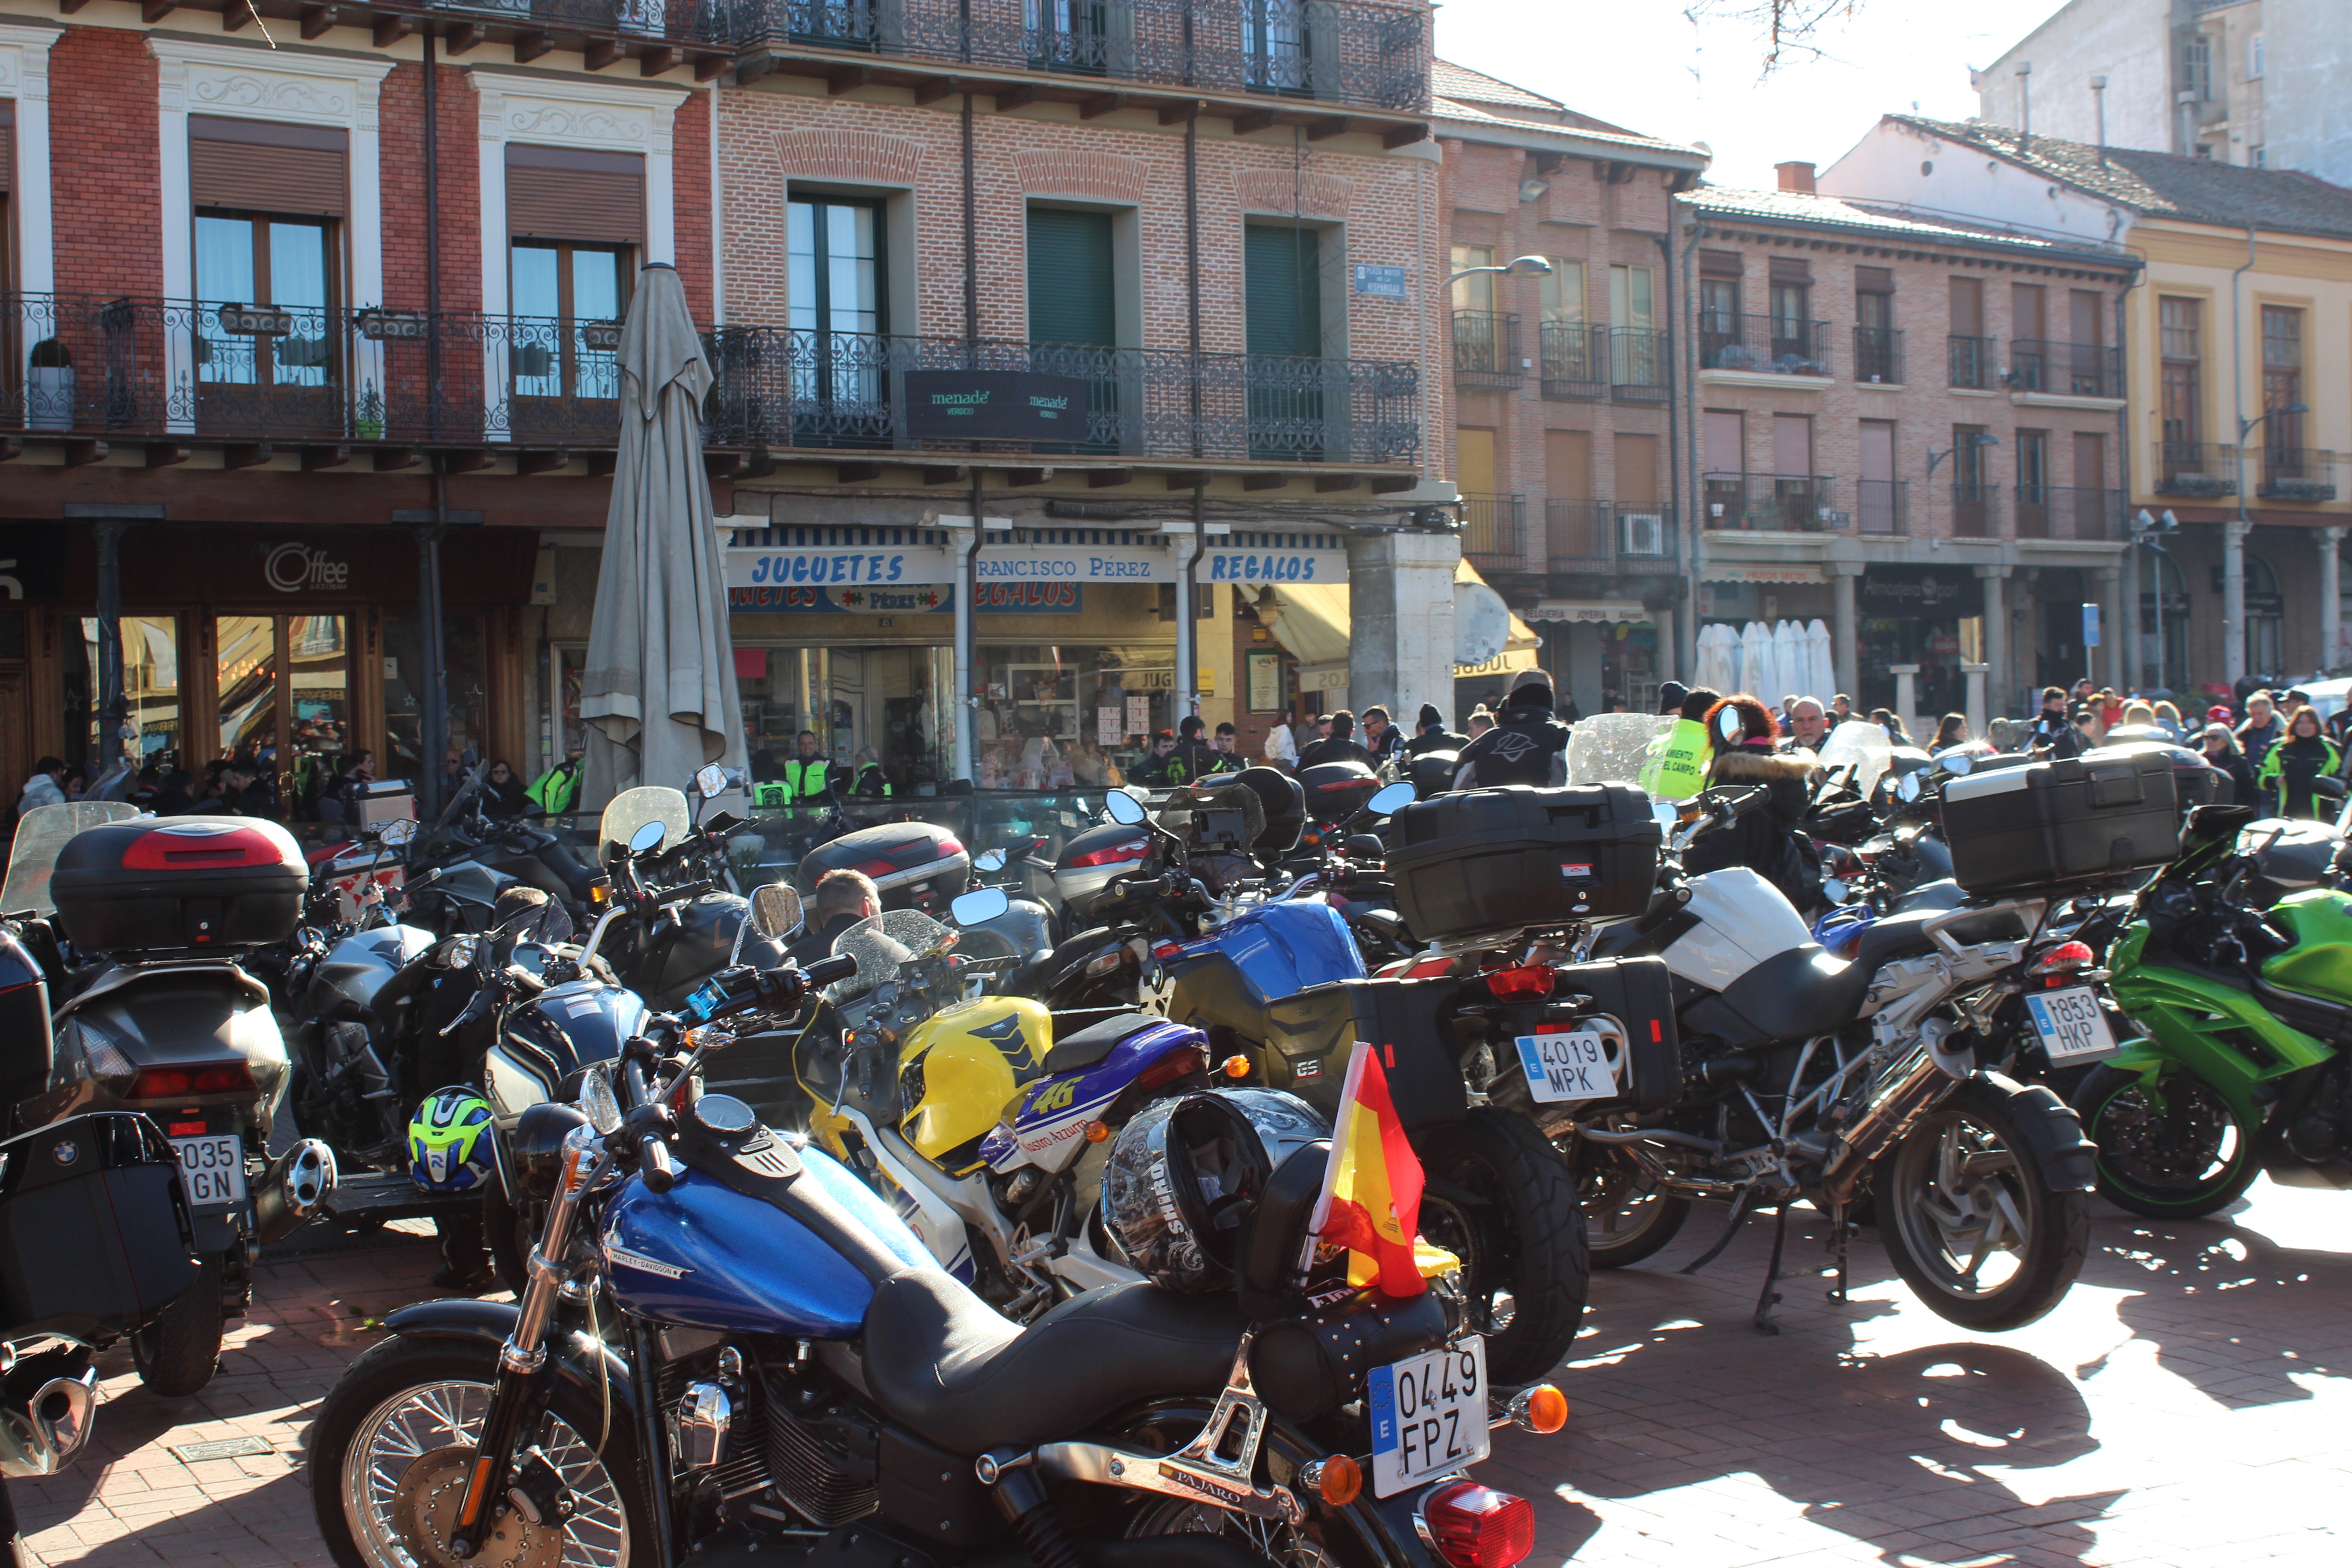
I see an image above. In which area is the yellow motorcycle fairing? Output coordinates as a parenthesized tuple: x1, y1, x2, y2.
(898, 995, 1052, 1174)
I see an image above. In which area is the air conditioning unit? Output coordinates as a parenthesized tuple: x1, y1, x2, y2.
(1618, 512, 1667, 556)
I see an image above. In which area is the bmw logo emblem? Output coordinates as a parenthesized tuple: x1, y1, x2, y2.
(51, 1140, 78, 1167)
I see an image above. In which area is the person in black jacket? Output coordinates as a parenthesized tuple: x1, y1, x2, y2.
(1451, 675, 1569, 789)
(1403, 702, 1467, 757)
(1297, 710, 1377, 771)
(1680, 694, 1820, 911)
(1172, 715, 1225, 780)
(2199, 722, 2258, 807)
(1359, 706, 1406, 765)
(2024, 686, 2082, 758)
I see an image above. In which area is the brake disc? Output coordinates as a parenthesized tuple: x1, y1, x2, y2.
(390, 1446, 564, 1568)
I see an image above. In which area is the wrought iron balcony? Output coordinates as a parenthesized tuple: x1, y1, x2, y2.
(1852, 325, 1903, 385)
(2259, 448, 2339, 502)
(1856, 477, 1907, 536)
(2015, 485, 2123, 540)
(703, 326, 1419, 464)
(1947, 334, 1996, 390)
(733, 0, 1432, 113)
(0, 294, 637, 446)
(1702, 473, 1836, 531)
(1697, 312, 1829, 377)
(2154, 441, 2239, 497)
(1948, 483, 1999, 538)
(1545, 499, 1677, 574)
(1459, 493, 1524, 570)
(1538, 321, 1603, 401)
(1451, 312, 1521, 389)
(2009, 339, 2122, 399)
(1609, 327, 1671, 402)
(424, 0, 734, 46)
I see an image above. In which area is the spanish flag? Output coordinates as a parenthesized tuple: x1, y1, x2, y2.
(1308, 1040, 1454, 1298)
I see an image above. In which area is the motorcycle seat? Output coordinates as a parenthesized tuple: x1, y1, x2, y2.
(1044, 1011, 1165, 1074)
(1685, 943, 1872, 1048)
(861, 1270, 1245, 1456)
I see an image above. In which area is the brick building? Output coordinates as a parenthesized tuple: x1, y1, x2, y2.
(1431, 62, 1707, 718)
(0, 3, 723, 802)
(1676, 168, 2139, 728)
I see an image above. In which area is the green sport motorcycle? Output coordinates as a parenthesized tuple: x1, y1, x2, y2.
(2074, 803, 2352, 1216)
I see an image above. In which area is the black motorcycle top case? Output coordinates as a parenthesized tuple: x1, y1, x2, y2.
(1940, 745, 2181, 894)
(51, 818, 307, 953)
(0, 1112, 197, 1341)
(794, 822, 971, 902)
(1385, 784, 1661, 941)
(1297, 762, 1381, 825)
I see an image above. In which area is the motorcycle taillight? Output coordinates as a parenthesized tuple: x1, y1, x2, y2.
(1485, 964, 1554, 1002)
(1420, 1483, 1534, 1568)
(2030, 940, 2095, 980)
(129, 1063, 256, 1100)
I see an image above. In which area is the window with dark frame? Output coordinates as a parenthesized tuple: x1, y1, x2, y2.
(2159, 296, 2203, 476)
(510, 241, 628, 402)
(790, 195, 887, 427)
(2261, 304, 2304, 468)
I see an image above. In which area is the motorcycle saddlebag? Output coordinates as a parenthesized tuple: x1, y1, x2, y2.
(1385, 784, 1661, 941)
(51, 818, 307, 954)
(1260, 977, 1465, 1128)
(0, 1112, 197, 1342)
(1513, 956, 1682, 1117)
(1941, 745, 2180, 895)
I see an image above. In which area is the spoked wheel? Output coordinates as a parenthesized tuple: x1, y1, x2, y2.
(1567, 1136, 1691, 1269)
(1414, 1109, 1589, 1385)
(2072, 1063, 2260, 1219)
(1875, 1080, 2088, 1332)
(309, 1337, 647, 1568)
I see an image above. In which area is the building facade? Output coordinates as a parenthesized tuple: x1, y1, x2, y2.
(1430, 61, 1706, 718)
(1826, 115, 2352, 697)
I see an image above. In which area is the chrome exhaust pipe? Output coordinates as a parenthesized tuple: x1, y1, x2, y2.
(1819, 1044, 1952, 1205)
(254, 1139, 338, 1245)
(0, 1367, 99, 1478)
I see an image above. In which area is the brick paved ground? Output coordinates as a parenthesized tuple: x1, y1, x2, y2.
(16, 1184, 2351, 1568)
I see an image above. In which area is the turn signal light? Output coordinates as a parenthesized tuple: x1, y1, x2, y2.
(1302, 1455, 1361, 1506)
(128, 1063, 256, 1100)
(1221, 1054, 1252, 1080)
(1420, 1483, 1534, 1568)
(1485, 964, 1555, 1002)
(1083, 1121, 1112, 1144)
(1512, 1384, 1570, 1435)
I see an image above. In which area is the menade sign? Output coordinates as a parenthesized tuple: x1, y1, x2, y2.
(903, 371, 1090, 441)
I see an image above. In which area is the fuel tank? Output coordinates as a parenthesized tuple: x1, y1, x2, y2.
(2262, 888, 2352, 1001)
(598, 1144, 934, 1336)
(632, 893, 783, 1013)
(306, 924, 436, 1020)
(1162, 901, 1365, 1046)
(485, 981, 648, 1127)
(1656, 868, 1814, 993)
(896, 995, 1049, 1172)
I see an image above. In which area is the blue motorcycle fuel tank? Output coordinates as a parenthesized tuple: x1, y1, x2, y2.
(1163, 901, 1365, 1044)
(485, 981, 648, 1124)
(598, 1143, 933, 1336)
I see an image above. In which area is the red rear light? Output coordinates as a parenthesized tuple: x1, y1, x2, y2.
(1421, 1483, 1534, 1568)
(856, 859, 901, 879)
(1485, 964, 1554, 1002)
(2031, 941, 2095, 977)
(121, 822, 292, 872)
(1068, 839, 1149, 869)
(1137, 1044, 1205, 1092)
(167, 1120, 207, 1137)
(938, 836, 965, 858)
(127, 1063, 256, 1100)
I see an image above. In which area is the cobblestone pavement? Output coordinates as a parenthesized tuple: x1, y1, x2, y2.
(16, 1183, 2352, 1568)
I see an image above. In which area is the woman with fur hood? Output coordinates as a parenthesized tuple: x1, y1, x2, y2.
(1680, 694, 1822, 911)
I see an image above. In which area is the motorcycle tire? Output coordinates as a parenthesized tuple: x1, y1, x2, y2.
(1568, 1139, 1691, 1269)
(2072, 1062, 2262, 1219)
(1874, 1079, 2089, 1333)
(1414, 1109, 1589, 1386)
(309, 1335, 652, 1568)
(133, 1252, 224, 1398)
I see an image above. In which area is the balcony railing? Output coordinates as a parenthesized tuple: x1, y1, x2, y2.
(732, 0, 1432, 113)
(1610, 326, 1671, 402)
(1949, 485, 1998, 538)
(2009, 339, 2123, 399)
(1544, 500, 1678, 574)
(1852, 325, 1903, 384)
(2154, 441, 2239, 496)
(2259, 448, 2340, 502)
(1, 294, 633, 444)
(423, 0, 733, 45)
(1538, 321, 1603, 400)
(1451, 312, 1521, 389)
(1702, 472, 1835, 531)
(1460, 493, 1525, 569)
(1948, 334, 1997, 390)
(1856, 477, 1907, 535)
(703, 327, 1420, 463)
(1697, 312, 1829, 377)
(2015, 485, 2124, 540)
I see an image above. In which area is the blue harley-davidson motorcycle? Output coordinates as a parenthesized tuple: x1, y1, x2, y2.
(308, 941, 1563, 1568)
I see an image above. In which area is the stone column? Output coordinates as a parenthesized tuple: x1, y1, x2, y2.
(1347, 528, 1460, 720)
(1975, 565, 2011, 718)
(2097, 565, 2127, 692)
(1890, 663, 1920, 741)
(1830, 565, 1860, 701)
(1962, 662, 1989, 741)
(2224, 518, 2251, 685)
(2322, 527, 2346, 676)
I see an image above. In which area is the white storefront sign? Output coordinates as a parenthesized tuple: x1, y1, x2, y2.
(728, 544, 959, 588)
(1527, 601, 1651, 624)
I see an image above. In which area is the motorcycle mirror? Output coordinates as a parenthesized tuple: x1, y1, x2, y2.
(629, 819, 668, 854)
(1896, 772, 1921, 803)
(693, 763, 729, 799)
(1652, 801, 1680, 832)
(579, 1070, 624, 1136)
(2317, 776, 2349, 801)
(1822, 876, 1850, 905)
(1941, 752, 1974, 776)
(377, 818, 417, 848)
(1103, 788, 1148, 826)
(973, 848, 1009, 873)
(1367, 781, 1416, 816)
(1717, 707, 1745, 743)
(951, 887, 1011, 927)
(749, 882, 804, 940)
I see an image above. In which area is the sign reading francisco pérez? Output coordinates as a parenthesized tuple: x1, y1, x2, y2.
(902, 371, 1090, 441)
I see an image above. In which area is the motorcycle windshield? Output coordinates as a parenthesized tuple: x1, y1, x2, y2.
(826, 908, 951, 1008)
(1818, 720, 1893, 804)
(1566, 712, 1676, 786)
(598, 786, 691, 864)
(0, 801, 142, 915)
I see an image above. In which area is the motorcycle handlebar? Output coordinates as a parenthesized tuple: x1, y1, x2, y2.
(802, 954, 859, 989)
(652, 879, 716, 907)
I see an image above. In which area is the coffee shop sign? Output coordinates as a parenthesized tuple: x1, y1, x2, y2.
(265, 542, 350, 593)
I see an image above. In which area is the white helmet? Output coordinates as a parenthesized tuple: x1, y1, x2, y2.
(1102, 1090, 1330, 1294)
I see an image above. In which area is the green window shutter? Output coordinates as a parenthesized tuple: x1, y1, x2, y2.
(1027, 209, 1116, 346)
(1245, 225, 1321, 359)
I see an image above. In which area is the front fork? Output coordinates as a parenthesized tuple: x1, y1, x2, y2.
(446, 1125, 606, 1559)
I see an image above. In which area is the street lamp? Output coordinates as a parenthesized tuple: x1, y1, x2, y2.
(1443, 255, 1554, 289)
(1927, 433, 2001, 538)
(2132, 507, 2180, 692)
(2228, 402, 2309, 680)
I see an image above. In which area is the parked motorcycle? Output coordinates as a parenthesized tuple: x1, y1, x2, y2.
(1, 807, 336, 1394)
(308, 946, 1562, 1568)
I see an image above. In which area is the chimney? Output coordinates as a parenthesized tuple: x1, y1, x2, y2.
(1775, 161, 1817, 193)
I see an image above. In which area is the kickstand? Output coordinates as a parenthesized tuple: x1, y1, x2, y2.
(1677, 1183, 1756, 1276)
(1825, 1200, 1851, 1306)
(1750, 1204, 1789, 1335)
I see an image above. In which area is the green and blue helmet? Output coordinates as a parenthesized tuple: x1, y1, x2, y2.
(408, 1087, 494, 1194)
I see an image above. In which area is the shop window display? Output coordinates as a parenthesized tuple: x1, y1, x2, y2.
(973, 645, 1175, 789)
(74, 616, 183, 773)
